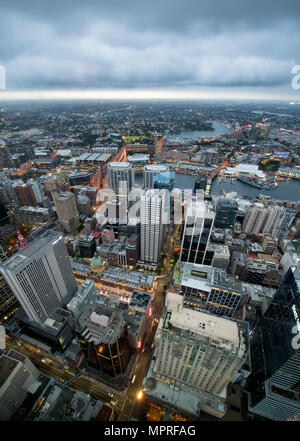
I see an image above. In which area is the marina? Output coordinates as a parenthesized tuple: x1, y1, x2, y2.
(134, 172, 300, 202)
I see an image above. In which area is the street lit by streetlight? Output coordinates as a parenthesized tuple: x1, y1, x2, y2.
(136, 390, 143, 400)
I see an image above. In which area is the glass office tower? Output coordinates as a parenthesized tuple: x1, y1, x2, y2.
(248, 266, 300, 420)
(214, 198, 238, 230)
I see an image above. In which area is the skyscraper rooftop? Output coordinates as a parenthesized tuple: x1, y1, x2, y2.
(0, 231, 62, 270)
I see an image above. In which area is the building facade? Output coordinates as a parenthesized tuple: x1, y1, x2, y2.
(214, 198, 238, 230)
(140, 189, 166, 265)
(53, 192, 80, 233)
(108, 162, 134, 196)
(143, 164, 169, 189)
(151, 292, 248, 417)
(248, 266, 300, 420)
(0, 232, 77, 325)
(179, 197, 215, 266)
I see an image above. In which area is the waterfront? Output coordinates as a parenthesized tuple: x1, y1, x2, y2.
(211, 177, 300, 201)
(164, 120, 231, 142)
(134, 173, 300, 202)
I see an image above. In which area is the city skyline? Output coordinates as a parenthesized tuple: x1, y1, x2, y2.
(0, 0, 300, 425)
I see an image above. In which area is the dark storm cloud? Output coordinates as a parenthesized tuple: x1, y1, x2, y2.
(0, 0, 299, 92)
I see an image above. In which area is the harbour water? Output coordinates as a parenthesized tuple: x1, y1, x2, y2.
(134, 173, 300, 202)
(165, 120, 231, 142)
(211, 177, 300, 202)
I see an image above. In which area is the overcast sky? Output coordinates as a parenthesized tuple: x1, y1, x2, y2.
(0, 0, 300, 99)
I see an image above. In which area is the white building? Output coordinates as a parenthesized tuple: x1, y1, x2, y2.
(108, 162, 134, 196)
(140, 189, 166, 264)
(223, 163, 265, 178)
(242, 203, 268, 235)
(0, 232, 77, 324)
(262, 206, 286, 237)
(143, 164, 169, 189)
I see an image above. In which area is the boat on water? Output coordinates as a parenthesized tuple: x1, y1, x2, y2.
(237, 176, 265, 189)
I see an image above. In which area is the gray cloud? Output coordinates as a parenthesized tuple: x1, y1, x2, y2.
(0, 1, 299, 95)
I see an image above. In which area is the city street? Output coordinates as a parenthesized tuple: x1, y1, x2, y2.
(3, 224, 180, 421)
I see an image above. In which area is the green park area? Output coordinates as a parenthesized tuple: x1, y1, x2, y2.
(259, 159, 280, 171)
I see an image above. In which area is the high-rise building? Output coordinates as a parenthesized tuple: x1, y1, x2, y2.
(0, 238, 17, 323)
(242, 203, 268, 235)
(14, 182, 40, 207)
(78, 234, 96, 258)
(214, 198, 238, 230)
(150, 292, 249, 418)
(125, 234, 140, 267)
(179, 197, 215, 265)
(262, 206, 286, 237)
(0, 232, 77, 325)
(53, 192, 80, 233)
(140, 189, 166, 265)
(77, 304, 131, 377)
(179, 263, 248, 318)
(262, 205, 296, 240)
(278, 208, 296, 240)
(248, 266, 300, 420)
(194, 175, 212, 196)
(108, 162, 134, 196)
(0, 349, 40, 421)
(26, 179, 43, 204)
(143, 165, 169, 189)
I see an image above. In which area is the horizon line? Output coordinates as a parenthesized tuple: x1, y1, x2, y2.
(0, 88, 300, 102)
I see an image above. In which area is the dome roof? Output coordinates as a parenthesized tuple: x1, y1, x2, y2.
(91, 253, 102, 268)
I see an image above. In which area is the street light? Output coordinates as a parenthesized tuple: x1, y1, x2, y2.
(136, 390, 143, 400)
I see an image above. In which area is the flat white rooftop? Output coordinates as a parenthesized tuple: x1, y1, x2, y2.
(224, 163, 265, 178)
(0, 232, 62, 270)
(108, 162, 131, 168)
(165, 292, 240, 346)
